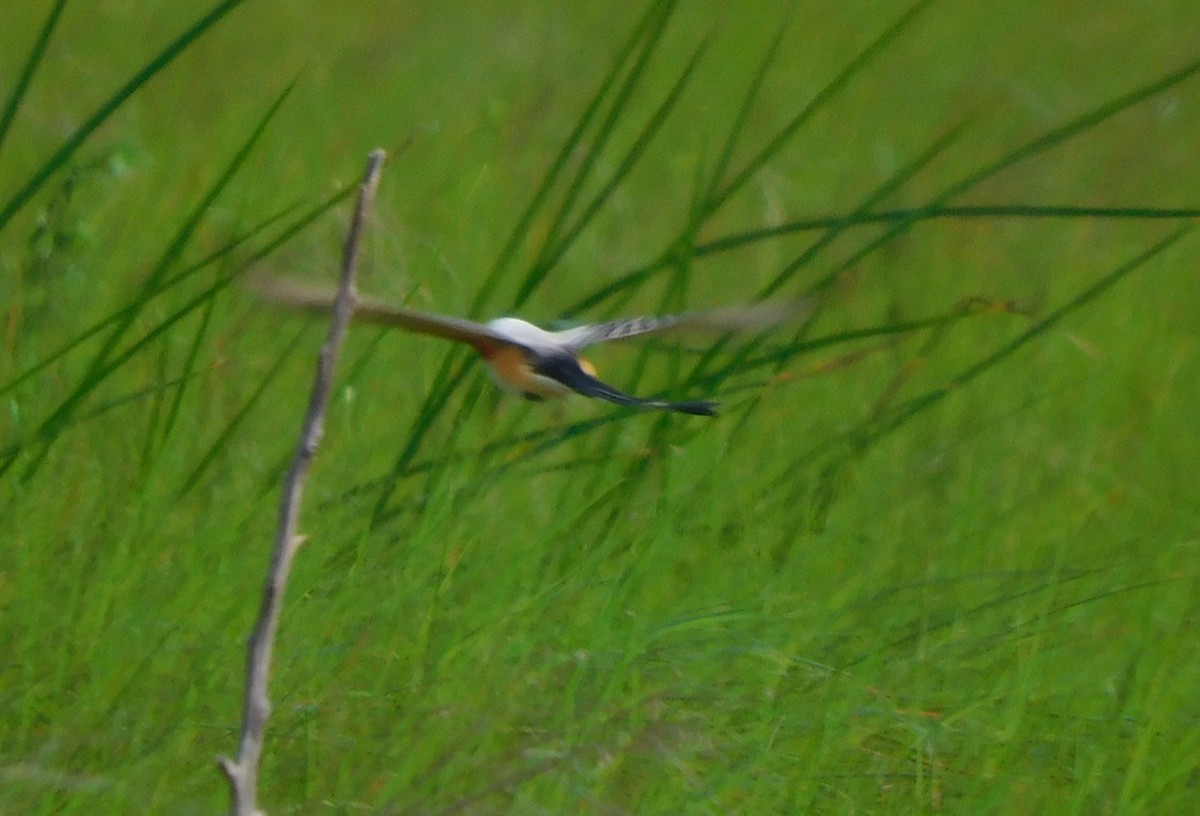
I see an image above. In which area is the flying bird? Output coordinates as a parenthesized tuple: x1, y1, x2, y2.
(253, 277, 810, 416)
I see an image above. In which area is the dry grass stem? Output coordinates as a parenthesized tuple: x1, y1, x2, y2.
(218, 148, 386, 816)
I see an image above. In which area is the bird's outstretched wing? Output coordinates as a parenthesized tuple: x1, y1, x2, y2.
(530, 353, 717, 417)
(251, 276, 516, 354)
(552, 299, 813, 351)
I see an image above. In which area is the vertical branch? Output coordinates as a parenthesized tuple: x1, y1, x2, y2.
(219, 149, 386, 816)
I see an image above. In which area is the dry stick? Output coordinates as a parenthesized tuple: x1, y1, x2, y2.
(219, 148, 386, 816)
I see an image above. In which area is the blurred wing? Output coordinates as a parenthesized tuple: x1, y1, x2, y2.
(554, 298, 813, 351)
(251, 276, 515, 352)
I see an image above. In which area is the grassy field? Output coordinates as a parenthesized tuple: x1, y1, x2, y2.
(2, 1, 1199, 813)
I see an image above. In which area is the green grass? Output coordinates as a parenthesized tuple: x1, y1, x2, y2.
(2, 1, 1199, 813)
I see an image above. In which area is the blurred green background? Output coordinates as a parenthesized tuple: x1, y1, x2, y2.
(2, 1, 1198, 813)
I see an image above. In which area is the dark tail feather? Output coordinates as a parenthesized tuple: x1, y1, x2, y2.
(580, 377, 719, 417)
(535, 354, 718, 417)
(657, 398, 719, 417)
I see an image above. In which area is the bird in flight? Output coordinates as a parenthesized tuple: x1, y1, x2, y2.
(253, 277, 810, 416)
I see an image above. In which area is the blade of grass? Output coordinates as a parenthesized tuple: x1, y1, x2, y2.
(803, 300, 1016, 530)
(0, 189, 348, 401)
(828, 52, 1200, 291)
(691, 302, 1023, 393)
(0, 0, 251, 233)
(616, 158, 708, 401)
(559, 0, 935, 319)
(711, 0, 937, 213)
(694, 204, 1200, 257)
(763, 224, 1191, 527)
(857, 224, 1193, 449)
(159, 278, 218, 444)
(765, 124, 973, 296)
(176, 325, 308, 499)
(559, 202, 1200, 319)
(59, 374, 195, 429)
(782, 51, 1200, 306)
(89, 80, 296, 372)
(511, 0, 680, 308)
(514, 38, 708, 308)
(140, 331, 173, 471)
(706, 53, 1200, 429)
(945, 56, 1200, 205)
(564, 48, 1200, 319)
(468, 0, 678, 318)
(700, 5, 796, 209)
(616, 121, 970, 469)
(344, 411, 624, 525)
(0, 0, 69, 156)
(0, 264, 259, 480)
(5, 82, 294, 484)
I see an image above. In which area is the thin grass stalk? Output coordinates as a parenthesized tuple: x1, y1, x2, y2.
(0, 0, 251, 233)
(0, 0, 68, 155)
(3, 83, 295, 483)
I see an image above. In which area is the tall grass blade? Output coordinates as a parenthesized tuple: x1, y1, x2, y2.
(159, 281, 217, 445)
(564, 50, 1200, 319)
(695, 204, 1200, 256)
(711, 0, 936, 212)
(768, 225, 1190, 534)
(511, 0, 680, 308)
(514, 39, 707, 308)
(468, 0, 678, 317)
(0, 192, 340, 400)
(712, 53, 1200, 411)
(671, 121, 969, 411)
(861, 225, 1192, 447)
(0, 0, 251, 233)
(944, 56, 1200, 202)
(4, 82, 293, 483)
(560, 0, 935, 318)
(0, 0, 68, 156)
(701, 6, 796, 208)
(176, 326, 308, 498)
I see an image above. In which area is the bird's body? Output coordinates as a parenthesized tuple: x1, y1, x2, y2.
(253, 277, 809, 416)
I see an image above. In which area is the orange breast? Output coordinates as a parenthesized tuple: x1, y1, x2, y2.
(484, 346, 572, 399)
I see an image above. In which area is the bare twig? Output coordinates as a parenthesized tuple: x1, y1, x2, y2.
(219, 149, 386, 816)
